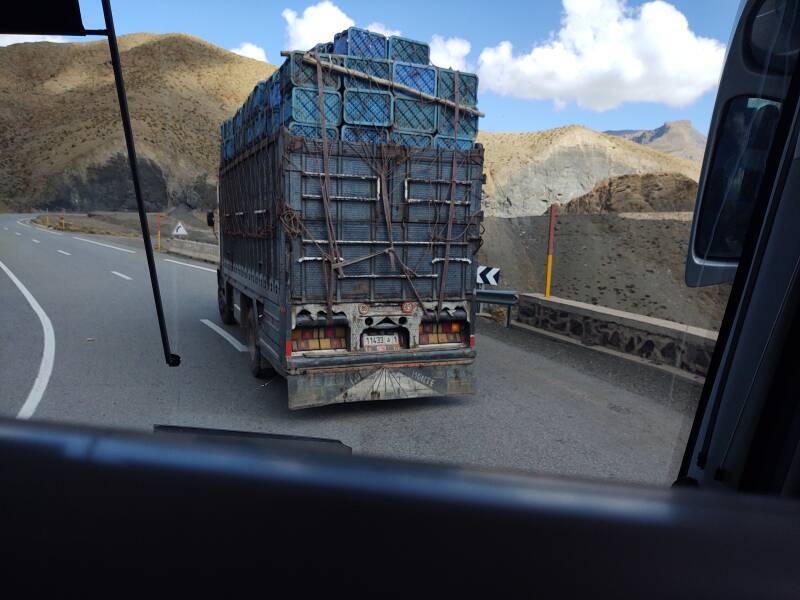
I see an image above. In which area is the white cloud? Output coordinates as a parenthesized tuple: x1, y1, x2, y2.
(477, 0, 726, 111)
(282, 1, 354, 50)
(430, 35, 471, 71)
(366, 22, 401, 37)
(0, 34, 68, 46)
(230, 42, 268, 62)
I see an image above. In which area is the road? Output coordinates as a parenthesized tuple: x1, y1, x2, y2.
(0, 213, 702, 486)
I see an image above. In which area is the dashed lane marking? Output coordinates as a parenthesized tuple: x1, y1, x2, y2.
(74, 237, 136, 254)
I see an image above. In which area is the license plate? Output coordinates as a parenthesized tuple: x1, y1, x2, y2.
(363, 333, 400, 352)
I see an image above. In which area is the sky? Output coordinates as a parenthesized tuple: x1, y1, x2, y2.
(3, 0, 742, 135)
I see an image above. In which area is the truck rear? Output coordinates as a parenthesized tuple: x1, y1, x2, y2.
(217, 131, 483, 409)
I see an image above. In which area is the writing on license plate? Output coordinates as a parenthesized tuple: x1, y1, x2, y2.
(363, 333, 400, 352)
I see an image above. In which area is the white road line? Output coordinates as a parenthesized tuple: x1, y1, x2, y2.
(3, 227, 8, 230)
(164, 258, 216, 273)
(111, 270, 132, 281)
(201, 319, 247, 352)
(14, 232, 21, 236)
(32, 239, 40, 244)
(57, 250, 71, 256)
(74, 237, 136, 254)
(35, 226, 63, 236)
(0, 260, 55, 420)
(16, 220, 31, 229)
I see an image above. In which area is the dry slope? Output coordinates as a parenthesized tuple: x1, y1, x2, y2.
(477, 126, 701, 218)
(0, 33, 274, 211)
(563, 172, 698, 214)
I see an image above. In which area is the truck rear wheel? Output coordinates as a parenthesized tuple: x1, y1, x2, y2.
(218, 283, 235, 325)
(246, 310, 275, 379)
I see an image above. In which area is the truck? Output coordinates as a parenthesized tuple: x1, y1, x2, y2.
(215, 130, 484, 409)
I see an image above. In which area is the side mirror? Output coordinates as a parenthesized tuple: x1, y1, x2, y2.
(686, 0, 798, 287)
(686, 99, 781, 287)
(207, 211, 215, 228)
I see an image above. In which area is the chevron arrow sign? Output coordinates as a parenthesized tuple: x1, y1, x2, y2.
(476, 265, 500, 285)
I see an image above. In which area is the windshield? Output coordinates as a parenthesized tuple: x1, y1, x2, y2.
(0, 0, 744, 487)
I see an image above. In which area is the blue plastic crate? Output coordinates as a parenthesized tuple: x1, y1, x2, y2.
(268, 72, 282, 108)
(343, 89, 393, 127)
(341, 125, 389, 145)
(433, 134, 474, 151)
(390, 130, 433, 148)
(393, 61, 437, 96)
(343, 56, 391, 89)
(437, 106, 479, 138)
(281, 87, 341, 127)
(393, 97, 437, 133)
(312, 42, 334, 54)
(287, 122, 339, 141)
(438, 69, 479, 108)
(388, 36, 429, 65)
(280, 51, 341, 90)
(333, 26, 387, 58)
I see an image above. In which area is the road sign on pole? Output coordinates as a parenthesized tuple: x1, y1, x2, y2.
(476, 265, 500, 286)
(172, 221, 188, 237)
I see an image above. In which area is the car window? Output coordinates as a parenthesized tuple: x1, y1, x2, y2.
(0, 0, 752, 488)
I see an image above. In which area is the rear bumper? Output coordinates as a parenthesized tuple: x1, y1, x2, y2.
(286, 354, 475, 410)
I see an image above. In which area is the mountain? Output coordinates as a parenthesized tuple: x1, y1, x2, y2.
(0, 33, 275, 211)
(477, 127, 700, 217)
(604, 120, 707, 162)
(0, 34, 701, 218)
(562, 172, 698, 214)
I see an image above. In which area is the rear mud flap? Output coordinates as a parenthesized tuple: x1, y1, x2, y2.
(287, 362, 474, 410)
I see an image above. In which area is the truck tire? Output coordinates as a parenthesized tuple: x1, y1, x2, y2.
(218, 283, 235, 325)
(246, 311, 275, 379)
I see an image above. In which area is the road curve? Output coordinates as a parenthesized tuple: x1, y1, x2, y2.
(0, 213, 702, 486)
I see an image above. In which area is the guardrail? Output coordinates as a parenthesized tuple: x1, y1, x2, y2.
(474, 289, 519, 327)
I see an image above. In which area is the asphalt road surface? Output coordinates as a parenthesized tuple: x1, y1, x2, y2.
(0, 213, 704, 486)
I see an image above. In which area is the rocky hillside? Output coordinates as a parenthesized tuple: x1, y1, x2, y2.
(605, 120, 707, 162)
(563, 172, 698, 214)
(0, 33, 274, 211)
(1, 34, 701, 218)
(477, 126, 701, 218)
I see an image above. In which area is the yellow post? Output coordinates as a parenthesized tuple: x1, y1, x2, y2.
(60, 210, 65, 231)
(45, 210, 49, 227)
(545, 204, 557, 298)
(156, 213, 161, 251)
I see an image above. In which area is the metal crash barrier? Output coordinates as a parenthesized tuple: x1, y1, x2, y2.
(475, 289, 519, 328)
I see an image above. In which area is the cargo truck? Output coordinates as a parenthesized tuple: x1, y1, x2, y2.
(215, 131, 484, 409)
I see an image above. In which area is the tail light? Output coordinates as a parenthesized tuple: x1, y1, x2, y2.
(418, 321, 467, 345)
(291, 326, 348, 352)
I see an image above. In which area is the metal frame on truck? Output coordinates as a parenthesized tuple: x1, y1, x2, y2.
(217, 130, 484, 409)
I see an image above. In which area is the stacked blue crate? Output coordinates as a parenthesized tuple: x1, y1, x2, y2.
(341, 125, 389, 145)
(280, 51, 341, 90)
(343, 56, 391, 89)
(222, 32, 480, 157)
(433, 135, 474, 151)
(390, 130, 433, 148)
(392, 61, 438, 137)
(387, 36, 430, 65)
(436, 68, 478, 147)
(287, 122, 339, 141)
(343, 89, 393, 127)
(334, 27, 387, 58)
(281, 86, 342, 128)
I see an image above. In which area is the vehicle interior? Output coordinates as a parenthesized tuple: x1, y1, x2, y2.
(3, 0, 800, 595)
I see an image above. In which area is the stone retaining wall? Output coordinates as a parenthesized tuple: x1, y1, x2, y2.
(516, 293, 717, 376)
